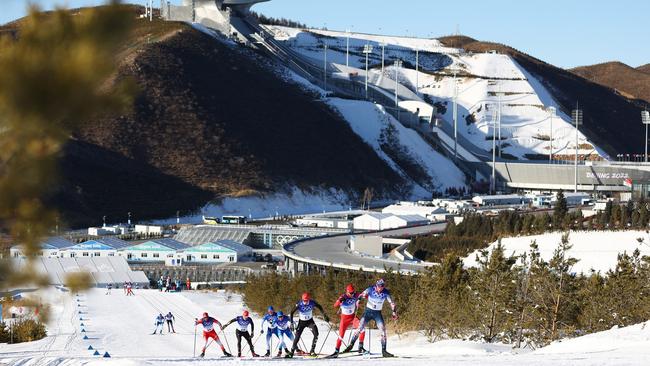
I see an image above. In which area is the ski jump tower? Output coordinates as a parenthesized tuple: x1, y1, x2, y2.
(162, 0, 269, 35)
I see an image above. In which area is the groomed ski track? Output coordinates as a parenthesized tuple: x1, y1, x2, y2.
(2, 288, 649, 365)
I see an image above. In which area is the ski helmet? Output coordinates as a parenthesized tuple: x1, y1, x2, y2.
(277, 311, 284, 317)
(243, 310, 249, 317)
(345, 283, 355, 293)
(267, 306, 275, 313)
(203, 312, 209, 318)
(301, 292, 311, 301)
(375, 278, 386, 287)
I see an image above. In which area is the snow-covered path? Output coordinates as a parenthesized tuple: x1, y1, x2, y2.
(1, 288, 649, 365)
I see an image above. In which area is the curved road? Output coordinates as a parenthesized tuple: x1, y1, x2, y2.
(283, 223, 446, 274)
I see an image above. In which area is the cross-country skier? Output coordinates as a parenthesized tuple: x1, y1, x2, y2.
(274, 311, 294, 357)
(126, 282, 135, 296)
(223, 310, 258, 357)
(195, 312, 232, 358)
(343, 278, 397, 357)
(165, 311, 176, 333)
(329, 283, 365, 357)
(105, 283, 112, 295)
(153, 313, 165, 334)
(260, 306, 279, 357)
(285, 292, 329, 358)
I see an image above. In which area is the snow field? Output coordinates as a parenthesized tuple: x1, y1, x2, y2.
(463, 230, 650, 274)
(2, 287, 650, 365)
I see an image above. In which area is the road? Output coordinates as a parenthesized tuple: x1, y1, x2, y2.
(283, 223, 446, 273)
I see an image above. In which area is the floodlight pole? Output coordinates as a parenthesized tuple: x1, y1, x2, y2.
(394, 60, 402, 121)
(345, 29, 350, 67)
(453, 69, 458, 160)
(380, 42, 386, 75)
(491, 109, 497, 194)
(547, 106, 556, 163)
(415, 48, 419, 95)
(323, 44, 328, 92)
(363, 44, 373, 99)
(572, 105, 583, 193)
(497, 90, 502, 158)
(643, 111, 650, 162)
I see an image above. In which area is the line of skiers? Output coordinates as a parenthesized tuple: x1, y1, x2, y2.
(193, 278, 397, 359)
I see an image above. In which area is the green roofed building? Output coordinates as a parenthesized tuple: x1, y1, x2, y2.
(119, 238, 190, 263)
(180, 240, 253, 263)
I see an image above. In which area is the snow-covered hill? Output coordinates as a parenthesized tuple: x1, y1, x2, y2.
(463, 230, 650, 273)
(2, 287, 649, 365)
(265, 26, 607, 161)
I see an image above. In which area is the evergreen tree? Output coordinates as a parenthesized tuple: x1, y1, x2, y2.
(553, 191, 568, 228)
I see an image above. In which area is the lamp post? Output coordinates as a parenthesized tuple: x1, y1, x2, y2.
(379, 42, 387, 75)
(453, 69, 458, 160)
(491, 108, 497, 194)
(572, 106, 583, 193)
(323, 44, 328, 92)
(415, 48, 419, 95)
(127, 212, 131, 226)
(345, 29, 351, 67)
(642, 111, 650, 162)
(547, 106, 556, 163)
(363, 44, 373, 99)
(496, 90, 503, 158)
(394, 60, 403, 121)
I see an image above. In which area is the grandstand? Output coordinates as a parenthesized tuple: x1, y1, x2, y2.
(174, 225, 253, 246)
(10, 256, 149, 287)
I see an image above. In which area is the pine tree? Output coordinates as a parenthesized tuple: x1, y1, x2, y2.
(470, 242, 518, 342)
(553, 191, 568, 228)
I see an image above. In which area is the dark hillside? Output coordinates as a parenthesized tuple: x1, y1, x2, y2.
(80, 28, 404, 197)
(439, 36, 650, 155)
(638, 64, 650, 74)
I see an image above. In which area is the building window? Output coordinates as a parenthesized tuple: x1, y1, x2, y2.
(167, 254, 174, 258)
(70, 252, 76, 258)
(141, 253, 148, 258)
(82, 252, 89, 257)
(200, 254, 207, 259)
(229, 256, 234, 262)
(13, 252, 20, 258)
(94, 252, 100, 257)
(108, 253, 114, 257)
(213, 254, 219, 259)
(153, 253, 159, 258)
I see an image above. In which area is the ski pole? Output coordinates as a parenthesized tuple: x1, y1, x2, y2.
(193, 324, 197, 358)
(220, 329, 232, 354)
(317, 322, 332, 355)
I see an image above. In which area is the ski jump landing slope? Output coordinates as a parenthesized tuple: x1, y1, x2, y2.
(1, 288, 649, 365)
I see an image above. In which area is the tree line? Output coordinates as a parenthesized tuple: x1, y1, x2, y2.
(240, 234, 650, 348)
(409, 192, 650, 262)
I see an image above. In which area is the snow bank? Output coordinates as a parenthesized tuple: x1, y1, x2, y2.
(464, 231, 650, 273)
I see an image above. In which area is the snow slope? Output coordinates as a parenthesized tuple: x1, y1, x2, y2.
(265, 26, 606, 161)
(326, 98, 466, 194)
(463, 230, 650, 274)
(2, 287, 649, 365)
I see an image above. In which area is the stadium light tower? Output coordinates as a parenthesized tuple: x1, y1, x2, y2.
(496, 90, 504, 158)
(547, 106, 556, 163)
(453, 69, 458, 160)
(491, 108, 498, 194)
(345, 29, 351, 67)
(642, 110, 650, 162)
(380, 42, 387, 75)
(323, 44, 328, 92)
(394, 60, 403, 121)
(415, 48, 419, 95)
(363, 44, 374, 99)
(572, 106, 583, 193)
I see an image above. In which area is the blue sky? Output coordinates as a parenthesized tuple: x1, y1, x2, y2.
(3, 0, 649, 68)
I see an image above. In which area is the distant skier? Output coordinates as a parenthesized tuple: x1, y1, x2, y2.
(260, 306, 279, 357)
(274, 311, 295, 357)
(343, 279, 397, 357)
(186, 277, 192, 290)
(223, 310, 258, 357)
(286, 292, 329, 358)
(165, 311, 176, 333)
(153, 313, 165, 335)
(105, 283, 112, 295)
(126, 282, 135, 296)
(329, 283, 365, 357)
(195, 312, 232, 358)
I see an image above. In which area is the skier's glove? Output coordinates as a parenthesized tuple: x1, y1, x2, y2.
(324, 315, 330, 322)
(391, 312, 398, 320)
(260, 330, 264, 334)
(290, 322, 295, 331)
